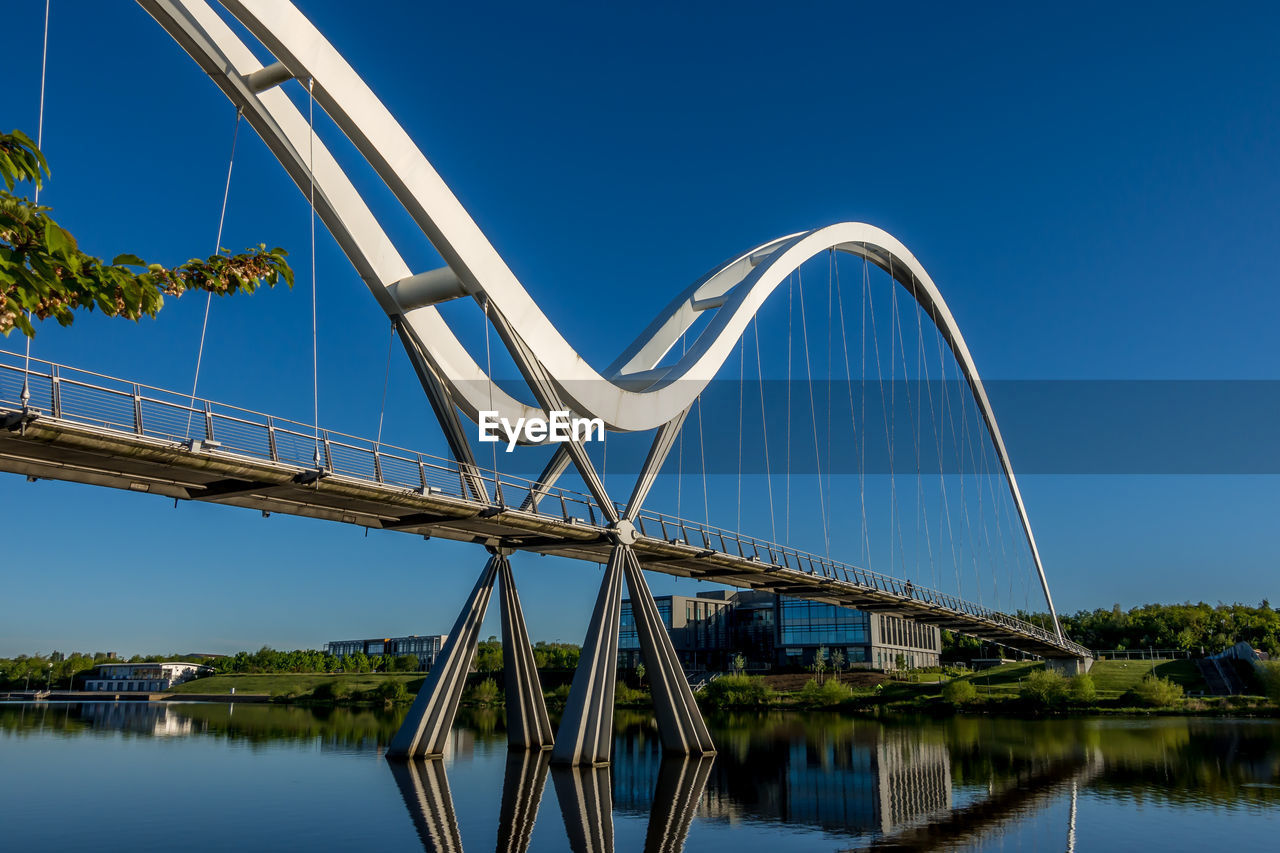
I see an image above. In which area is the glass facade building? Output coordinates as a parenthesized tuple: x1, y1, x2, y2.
(324, 634, 447, 669)
(618, 590, 940, 671)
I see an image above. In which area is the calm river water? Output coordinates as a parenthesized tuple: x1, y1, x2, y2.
(2, 702, 1278, 851)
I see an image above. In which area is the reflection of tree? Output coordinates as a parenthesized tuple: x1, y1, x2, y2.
(1090, 721, 1280, 807)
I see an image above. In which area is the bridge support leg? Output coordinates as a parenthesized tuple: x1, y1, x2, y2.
(499, 557, 555, 750)
(388, 556, 499, 759)
(622, 549, 716, 756)
(1045, 656, 1093, 676)
(552, 546, 625, 766)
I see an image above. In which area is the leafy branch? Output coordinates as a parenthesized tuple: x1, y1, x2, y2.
(0, 129, 292, 338)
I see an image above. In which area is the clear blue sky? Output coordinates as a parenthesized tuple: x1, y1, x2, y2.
(3, 1, 1278, 657)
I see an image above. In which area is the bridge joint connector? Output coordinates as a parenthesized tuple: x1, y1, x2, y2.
(293, 466, 330, 486)
(483, 538, 516, 556)
(609, 519, 638, 546)
(1, 410, 38, 434)
(243, 61, 294, 93)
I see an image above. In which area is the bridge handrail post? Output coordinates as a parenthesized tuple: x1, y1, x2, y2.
(415, 454, 428, 492)
(132, 383, 144, 434)
(266, 416, 278, 461)
(205, 402, 216, 444)
(322, 430, 334, 471)
(50, 365, 61, 418)
(373, 445, 383, 483)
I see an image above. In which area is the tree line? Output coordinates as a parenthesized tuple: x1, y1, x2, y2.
(0, 641, 583, 689)
(945, 601, 1280, 660)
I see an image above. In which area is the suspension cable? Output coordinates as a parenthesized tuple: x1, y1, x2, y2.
(865, 255, 892, 574)
(736, 333, 744, 532)
(482, 296, 497, 479)
(931, 294, 962, 598)
(676, 330, 685, 518)
(307, 78, 320, 468)
(21, 0, 52, 409)
(185, 108, 243, 437)
(375, 318, 395, 447)
(784, 274, 792, 543)
(697, 394, 709, 526)
(752, 315, 777, 542)
(860, 256, 871, 566)
(796, 269, 830, 557)
(834, 250, 867, 566)
(890, 263, 917, 582)
(825, 250, 835, 554)
(915, 286, 943, 593)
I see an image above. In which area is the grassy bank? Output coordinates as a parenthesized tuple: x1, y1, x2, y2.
(695, 660, 1278, 716)
(167, 672, 424, 703)
(168, 659, 1274, 717)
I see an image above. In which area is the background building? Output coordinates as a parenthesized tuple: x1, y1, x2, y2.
(619, 591, 941, 672)
(325, 634, 447, 669)
(85, 661, 213, 692)
(619, 594, 731, 670)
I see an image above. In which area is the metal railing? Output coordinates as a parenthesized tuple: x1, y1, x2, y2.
(0, 349, 1088, 657)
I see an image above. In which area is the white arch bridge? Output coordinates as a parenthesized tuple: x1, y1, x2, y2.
(2, 0, 1090, 767)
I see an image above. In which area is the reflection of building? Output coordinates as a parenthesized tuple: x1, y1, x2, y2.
(78, 702, 194, 737)
(325, 635, 447, 669)
(84, 661, 213, 692)
(875, 734, 953, 834)
(612, 721, 952, 837)
(618, 590, 941, 671)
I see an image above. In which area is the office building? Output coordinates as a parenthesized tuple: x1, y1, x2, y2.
(84, 661, 214, 692)
(619, 591, 940, 672)
(325, 634, 447, 669)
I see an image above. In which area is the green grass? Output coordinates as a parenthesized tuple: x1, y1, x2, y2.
(941, 659, 1206, 702)
(1087, 659, 1204, 698)
(953, 662, 1045, 696)
(166, 672, 423, 699)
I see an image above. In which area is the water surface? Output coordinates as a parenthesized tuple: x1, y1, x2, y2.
(2, 702, 1277, 851)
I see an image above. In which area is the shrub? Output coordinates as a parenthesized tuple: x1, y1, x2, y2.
(798, 677, 853, 707)
(1067, 673, 1097, 704)
(313, 680, 353, 702)
(1133, 675, 1183, 707)
(1256, 661, 1280, 702)
(544, 683, 572, 706)
(700, 674, 774, 708)
(1019, 668, 1067, 707)
(942, 679, 977, 706)
(614, 681, 647, 706)
(468, 678, 500, 706)
(377, 680, 410, 705)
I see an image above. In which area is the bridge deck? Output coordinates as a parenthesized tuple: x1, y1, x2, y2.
(0, 352, 1087, 659)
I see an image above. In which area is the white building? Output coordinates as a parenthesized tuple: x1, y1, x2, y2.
(84, 661, 214, 692)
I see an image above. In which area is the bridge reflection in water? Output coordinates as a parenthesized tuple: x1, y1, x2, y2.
(387, 719, 971, 853)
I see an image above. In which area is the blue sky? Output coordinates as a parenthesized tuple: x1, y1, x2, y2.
(2, 1, 1278, 656)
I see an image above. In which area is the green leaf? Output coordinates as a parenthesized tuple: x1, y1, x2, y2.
(111, 253, 147, 267)
(43, 219, 76, 258)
